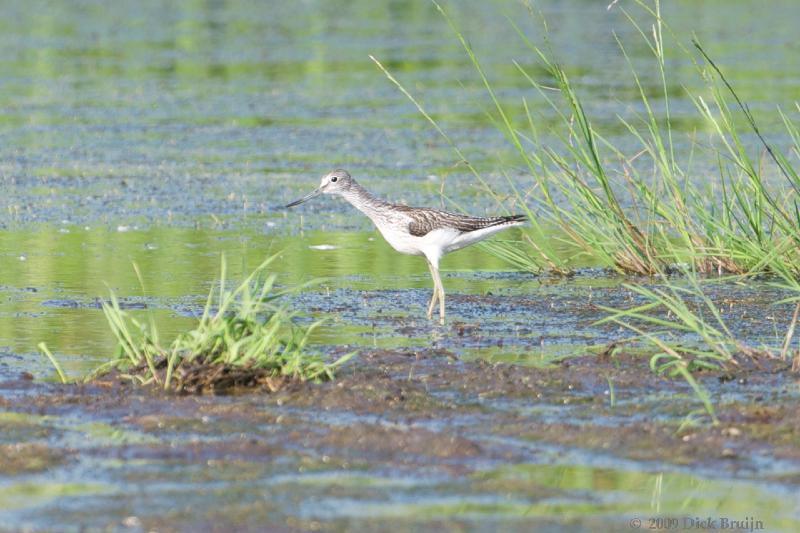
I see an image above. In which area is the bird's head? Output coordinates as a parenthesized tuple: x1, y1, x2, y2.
(284, 169, 353, 208)
(318, 169, 353, 195)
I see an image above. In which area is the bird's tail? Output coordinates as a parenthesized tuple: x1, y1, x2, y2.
(493, 214, 527, 226)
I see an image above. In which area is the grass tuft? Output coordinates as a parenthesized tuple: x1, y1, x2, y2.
(39, 254, 353, 393)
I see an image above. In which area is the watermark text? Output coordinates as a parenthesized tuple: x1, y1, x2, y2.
(628, 516, 765, 531)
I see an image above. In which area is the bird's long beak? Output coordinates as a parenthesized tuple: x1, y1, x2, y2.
(284, 188, 321, 208)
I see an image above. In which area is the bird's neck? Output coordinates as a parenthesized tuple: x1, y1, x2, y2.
(340, 181, 391, 221)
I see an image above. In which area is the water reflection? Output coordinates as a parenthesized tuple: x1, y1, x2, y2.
(0, 225, 527, 367)
(473, 463, 798, 530)
(1, 224, 793, 383)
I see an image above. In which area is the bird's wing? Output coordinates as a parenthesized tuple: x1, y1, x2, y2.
(400, 207, 526, 237)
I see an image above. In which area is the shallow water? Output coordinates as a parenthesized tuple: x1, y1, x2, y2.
(2, 225, 794, 376)
(2, 0, 800, 531)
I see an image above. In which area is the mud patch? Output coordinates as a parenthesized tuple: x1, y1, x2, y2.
(0, 443, 64, 475)
(95, 357, 309, 395)
(320, 423, 483, 461)
(1, 347, 799, 531)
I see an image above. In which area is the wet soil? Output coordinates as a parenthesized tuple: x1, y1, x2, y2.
(100, 356, 297, 395)
(1, 347, 798, 531)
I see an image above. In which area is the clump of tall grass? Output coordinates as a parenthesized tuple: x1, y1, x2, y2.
(511, 11, 800, 276)
(375, 0, 800, 278)
(39, 255, 352, 392)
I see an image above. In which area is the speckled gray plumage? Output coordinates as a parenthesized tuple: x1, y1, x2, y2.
(340, 177, 526, 237)
(399, 208, 526, 237)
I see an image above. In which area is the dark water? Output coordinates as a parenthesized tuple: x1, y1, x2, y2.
(1, 0, 799, 530)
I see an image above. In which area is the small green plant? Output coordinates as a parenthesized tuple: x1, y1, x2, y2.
(595, 270, 736, 423)
(595, 266, 795, 423)
(39, 254, 352, 392)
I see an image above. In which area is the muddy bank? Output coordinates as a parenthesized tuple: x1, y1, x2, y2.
(1, 348, 798, 531)
(274, 349, 799, 474)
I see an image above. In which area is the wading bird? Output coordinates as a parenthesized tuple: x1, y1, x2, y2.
(284, 169, 526, 324)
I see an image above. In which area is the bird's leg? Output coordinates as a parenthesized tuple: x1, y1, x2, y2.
(426, 260, 439, 319)
(430, 263, 446, 325)
(438, 278, 445, 325)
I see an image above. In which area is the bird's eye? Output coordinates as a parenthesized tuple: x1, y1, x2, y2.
(331, 176, 338, 183)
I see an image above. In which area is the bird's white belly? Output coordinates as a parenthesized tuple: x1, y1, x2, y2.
(375, 223, 462, 258)
(375, 224, 426, 255)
